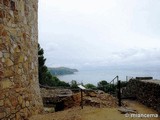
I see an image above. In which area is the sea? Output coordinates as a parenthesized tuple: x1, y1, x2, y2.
(57, 69, 160, 85)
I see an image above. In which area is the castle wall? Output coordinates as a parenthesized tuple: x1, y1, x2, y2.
(0, 0, 43, 119)
(123, 79, 160, 113)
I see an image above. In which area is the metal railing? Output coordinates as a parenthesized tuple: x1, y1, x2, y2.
(108, 76, 119, 95)
(109, 75, 119, 85)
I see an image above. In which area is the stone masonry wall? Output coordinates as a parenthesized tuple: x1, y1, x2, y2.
(0, 0, 43, 119)
(123, 79, 160, 113)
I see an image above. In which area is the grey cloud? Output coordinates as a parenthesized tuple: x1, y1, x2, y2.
(38, 0, 160, 70)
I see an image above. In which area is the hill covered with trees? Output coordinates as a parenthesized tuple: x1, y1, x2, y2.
(49, 67, 78, 76)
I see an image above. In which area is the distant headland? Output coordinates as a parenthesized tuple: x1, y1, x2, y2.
(48, 67, 78, 75)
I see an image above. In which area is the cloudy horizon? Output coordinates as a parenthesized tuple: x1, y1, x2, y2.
(38, 0, 160, 70)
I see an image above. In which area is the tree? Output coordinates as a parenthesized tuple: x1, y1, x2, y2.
(38, 44, 58, 86)
(70, 80, 78, 89)
(38, 44, 70, 87)
(85, 83, 97, 90)
(38, 44, 48, 85)
(97, 80, 109, 92)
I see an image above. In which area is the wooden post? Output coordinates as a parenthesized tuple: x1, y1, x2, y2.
(117, 80, 121, 106)
(78, 85, 86, 109)
(81, 89, 83, 109)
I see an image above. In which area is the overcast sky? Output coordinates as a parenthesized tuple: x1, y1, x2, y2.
(38, 0, 160, 70)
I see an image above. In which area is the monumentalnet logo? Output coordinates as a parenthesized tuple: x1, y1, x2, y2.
(129, 114, 159, 118)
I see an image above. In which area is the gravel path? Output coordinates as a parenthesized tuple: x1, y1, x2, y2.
(29, 100, 159, 120)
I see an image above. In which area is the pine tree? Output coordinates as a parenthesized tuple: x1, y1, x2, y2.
(38, 44, 70, 87)
(38, 44, 50, 85)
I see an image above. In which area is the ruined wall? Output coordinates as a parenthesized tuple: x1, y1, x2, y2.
(0, 0, 43, 119)
(123, 79, 160, 113)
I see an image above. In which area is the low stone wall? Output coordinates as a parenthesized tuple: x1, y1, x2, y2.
(122, 79, 160, 113)
(41, 88, 118, 112)
(40, 88, 73, 98)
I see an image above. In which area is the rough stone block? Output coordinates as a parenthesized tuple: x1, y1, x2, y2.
(22, 101, 25, 108)
(4, 69, 14, 77)
(18, 96, 23, 104)
(0, 107, 5, 119)
(0, 0, 3, 4)
(18, 55, 24, 63)
(26, 101, 30, 107)
(0, 24, 3, 35)
(0, 70, 3, 78)
(0, 100, 4, 106)
(0, 79, 13, 89)
(0, 112, 5, 119)
(0, 9, 5, 19)
(0, 51, 2, 57)
(0, 63, 2, 69)
(10, 96, 18, 107)
(4, 53, 10, 58)
(16, 113, 21, 120)
(3, 0, 10, 7)
(5, 108, 10, 115)
(2, 30, 7, 36)
(1, 58, 5, 63)
(15, 46, 21, 53)
(6, 58, 13, 66)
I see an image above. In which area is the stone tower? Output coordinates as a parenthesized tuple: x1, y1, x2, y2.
(0, 0, 43, 119)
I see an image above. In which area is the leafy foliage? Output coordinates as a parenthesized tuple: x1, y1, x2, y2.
(38, 44, 70, 87)
(38, 44, 48, 85)
(97, 80, 116, 93)
(120, 81, 128, 87)
(70, 80, 78, 89)
(97, 80, 109, 91)
(85, 83, 97, 90)
(97, 80, 128, 93)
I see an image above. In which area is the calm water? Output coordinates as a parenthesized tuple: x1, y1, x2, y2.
(57, 69, 160, 85)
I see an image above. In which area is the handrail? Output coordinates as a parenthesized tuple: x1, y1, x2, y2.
(109, 76, 119, 94)
(109, 75, 119, 85)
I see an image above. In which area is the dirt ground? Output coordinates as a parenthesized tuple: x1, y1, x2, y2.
(29, 100, 159, 120)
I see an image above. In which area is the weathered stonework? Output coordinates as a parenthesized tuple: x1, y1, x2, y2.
(122, 79, 160, 113)
(0, 0, 43, 119)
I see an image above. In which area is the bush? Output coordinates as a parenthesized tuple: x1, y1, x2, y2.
(85, 83, 97, 90)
